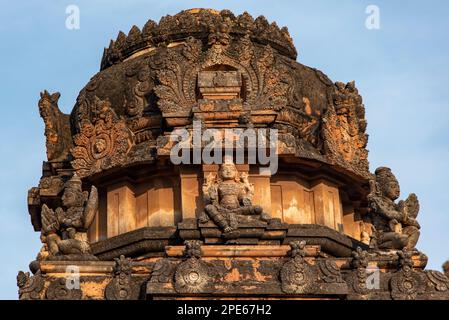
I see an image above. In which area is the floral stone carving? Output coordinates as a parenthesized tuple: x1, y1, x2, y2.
(46, 278, 82, 300)
(346, 247, 371, 296)
(174, 241, 214, 294)
(322, 81, 369, 175)
(105, 255, 140, 300)
(280, 241, 318, 294)
(390, 249, 425, 300)
(71, 97, 133, 178)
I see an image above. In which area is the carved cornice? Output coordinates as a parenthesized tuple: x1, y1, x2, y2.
(100, 9, 297, 70)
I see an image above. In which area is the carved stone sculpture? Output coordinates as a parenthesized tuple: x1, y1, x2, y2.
(322, 81, 369, 175)
(105, 255, 140, 300)
(40, 174, 98, 260)
(200, 162, 271, 238)
(346, 247, 370, 296)
(367, 167, 421, 250)
(71, 97, 133, 178)
(390, 249, 425, 300)
(318, 260, 344, 284)
(46, 278, 82, 300)
(174, 240, 214, 294)
(17, 271, 45, 300)
(280, 241, 317, 294)
(38, 90, 72, 162)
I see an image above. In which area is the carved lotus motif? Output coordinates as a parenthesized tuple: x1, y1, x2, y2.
(390, 269, 424, 300)
(280, 241, 317, 294)
(174, 258, 212, 294)
(280, 256, 317, 294)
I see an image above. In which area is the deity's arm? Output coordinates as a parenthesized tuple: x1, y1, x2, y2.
(370, 196, 404, 222)
(399, 193, 420, 219)
(236, 186, 250, 206)
(41, 204, 59, 235)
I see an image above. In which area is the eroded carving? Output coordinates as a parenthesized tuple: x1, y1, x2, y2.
(105, 255, 140, 300)
(174, 241, 214, 294)
(40, 174, 98, 261)
(346, 247, 370, 296)
(443, 261, 449, 279)
(280, 241, 317, 294)
(46, 278, 82, 300)
(390, 249, 425, 300)
(323, 81, 369, 174)
(425, 270, 449, 292)
(71, 97, 133, 177)
(200, 162, 271, 238)
(38, 90, 72, 162)
(100, 9, 296, 70)
(318, 260, 344, 283)
(367, 167, 421, 250)
(17, 271, 45, 300)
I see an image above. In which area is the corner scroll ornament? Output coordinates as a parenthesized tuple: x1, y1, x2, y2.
(199, 162, 271, 239)
(322, 81, 369, 175)
(425, 270, 449, 293)
(367, 167, 421, 250)
(105, 255, 140, 300)
(280, 241, 318, 294)
(39, 174, 98, 261)
(71, 97, 133, 178)
(38, 90, 72, 162)
(174, 240, 214, 294)
(390, 249, 425, 300)
(17, 271, 45, 300)
(46, 278, 82, 300)
(318, 260, 344, 284)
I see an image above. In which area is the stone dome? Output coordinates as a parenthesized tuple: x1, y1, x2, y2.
(63, 9, 369, 180)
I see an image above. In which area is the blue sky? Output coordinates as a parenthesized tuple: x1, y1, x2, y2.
(1, 0, 448, 299)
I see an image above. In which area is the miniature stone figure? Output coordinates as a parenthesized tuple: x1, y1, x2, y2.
(443, 261, 449, 279)
(200, 162, 271, 238)
(40, 173, 98, 260)
(367, 167, 420, 250)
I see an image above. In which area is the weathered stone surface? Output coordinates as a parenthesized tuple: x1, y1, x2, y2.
(39, 173, 99, 261)
(20, 7, 448, 301)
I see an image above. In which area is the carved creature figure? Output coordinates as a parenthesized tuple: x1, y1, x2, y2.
(367, 167, 420, 250)
(40, 174, 98, 259)
(38, 90, 72, 162)
(200, 162, 271, 238)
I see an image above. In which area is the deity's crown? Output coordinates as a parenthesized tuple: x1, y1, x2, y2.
(374, 167, 396, 182)
(65, 173, 82, 190)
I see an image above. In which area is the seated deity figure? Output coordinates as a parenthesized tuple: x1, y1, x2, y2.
(40, 173, 98, 260)
(200, 162, 271, 238)
(367, 167, 420, 250)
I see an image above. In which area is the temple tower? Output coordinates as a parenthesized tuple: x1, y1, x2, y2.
(18, 9, 449, 300)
